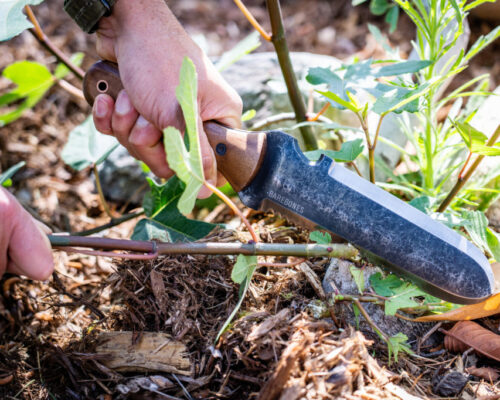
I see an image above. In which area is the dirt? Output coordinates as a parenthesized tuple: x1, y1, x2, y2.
(0, 0, 499, 399)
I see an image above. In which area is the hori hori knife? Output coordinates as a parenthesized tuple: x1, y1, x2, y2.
(83, 61, 495, 305)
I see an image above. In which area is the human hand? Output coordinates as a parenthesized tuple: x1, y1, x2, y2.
(92, 0, 242, 198)
(0, 188, 54, 280)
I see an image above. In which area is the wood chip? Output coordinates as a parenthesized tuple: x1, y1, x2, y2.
(95, 331, 191, 375)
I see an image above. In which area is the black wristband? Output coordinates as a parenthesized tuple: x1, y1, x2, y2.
(64, 0, 116, 34)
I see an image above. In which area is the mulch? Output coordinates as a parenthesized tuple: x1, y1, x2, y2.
(0, 0, 499, 398)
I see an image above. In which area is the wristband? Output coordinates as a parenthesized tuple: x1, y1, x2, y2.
(64, 0, 116, 34)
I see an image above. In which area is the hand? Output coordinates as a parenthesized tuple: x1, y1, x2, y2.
(0, 188, 54, 280)
(92, 0, 242, 198)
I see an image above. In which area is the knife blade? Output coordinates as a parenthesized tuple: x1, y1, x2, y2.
(83, 61, 494, 304)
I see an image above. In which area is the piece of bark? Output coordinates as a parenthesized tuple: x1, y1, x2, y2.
(258, 335, 310, 400)
(95, 331, 191, 375)
(247, 308, 290, 342)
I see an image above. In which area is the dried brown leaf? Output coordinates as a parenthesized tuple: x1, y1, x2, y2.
(415, 292, 500, 322)
(466, 367, 499, 381)
(442, 321, 500, 362)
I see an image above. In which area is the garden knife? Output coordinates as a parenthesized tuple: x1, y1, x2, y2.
(83, 61, 494, 305)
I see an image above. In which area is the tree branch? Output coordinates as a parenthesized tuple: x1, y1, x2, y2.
(233, 0, 271, 41)
(266, 0, 317, 150)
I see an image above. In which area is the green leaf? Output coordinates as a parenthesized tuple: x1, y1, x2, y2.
(409, 196, 435, 214)
(385, 283, 424, 316)
(462, 210, 490, 253)
(216, 255, 257, 342)
(486, 228, 500, 261)
(0, 0, 43, 41)
(372, 84, 428, 115)
(231, 254, 258, 284)
(352, 0, 368, 5)
(163, 57, 205, 216)
(374, 60, 431, 77)
(241, 109, 256, 122)
(385, 5, 399, 33)
(309, 231, 332, 244)
(61, 116, 119, 171)
(370, 0, 390, 15)
(369, 272, 404, 297)
(387, 332, 413, 362)
(0, 161, 25, 187)
(349, 265, 365, 294)
(215, 31, 261, 72)
(317, 89, 360, 112)
(305, 139, 364, 163)
(465, 25, 500, 62)
(453, 121, 488, 150)
(134, 177, 215, 242)
(0, 61, 54, 125)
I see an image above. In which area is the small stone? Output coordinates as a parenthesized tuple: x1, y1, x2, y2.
(432, 368, 468, 397)
(317, 26, 336, 46)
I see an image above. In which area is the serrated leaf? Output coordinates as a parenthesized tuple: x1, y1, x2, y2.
(216, 31, 261, 72)
(0, 60, 54, 125)
(133, 177, 216, 242)
(409, 196, 434, 214)
(349, 265, 365, 294)
(0, 161, 25, 186)
(486, 228, 500, 261)
(309, 231, 332, 244)
(61, 116, 119, 171)
(0, 0, 43, 41)
(385, 283, 425, 315)
(163, 58, 205, 216)
(369, 272, 404, 297)
(374, 60, 431, 77)
(372, 84, 427, 115)
(387, 332, 413, 362)
(305, 139, 364, 163)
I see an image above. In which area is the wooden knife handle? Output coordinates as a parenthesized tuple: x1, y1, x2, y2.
(83, 61, 266, 192)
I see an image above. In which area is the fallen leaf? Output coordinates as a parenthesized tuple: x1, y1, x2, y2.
(415, 292, 500, 322)
(442, 321, 500, 362)
(466, 367, 499, 381)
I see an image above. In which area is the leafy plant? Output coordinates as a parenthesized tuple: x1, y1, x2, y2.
(0, 0, 43, 41)
(307, 0, 500, 261)
(353, 0, 400, 32)
(0, 161, 25, 187)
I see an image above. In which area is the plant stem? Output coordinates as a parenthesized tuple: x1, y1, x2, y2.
(366, 115, 386, 183)
(49, 235, 359, 259)
(93, 164, 115, 219)
(57, 80, 85, 100)
(24, 6, 85, 80)
(205, 181, 259, 243)
(308, 103, 330, 122)
(353, 299, 390, 343)
(438, 124, 500, 212)
(251, 112, 333, 131)
(71, 210, 144, 236)
(233, 0, 271, 41)
(266, 0, 317, 151)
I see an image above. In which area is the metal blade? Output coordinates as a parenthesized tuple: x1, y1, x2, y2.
(238, 130, 494, 304)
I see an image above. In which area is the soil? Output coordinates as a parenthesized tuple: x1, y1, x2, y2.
(0, 1, 499, 399)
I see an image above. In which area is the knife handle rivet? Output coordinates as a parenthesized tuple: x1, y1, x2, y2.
(215, 143, 227, 156)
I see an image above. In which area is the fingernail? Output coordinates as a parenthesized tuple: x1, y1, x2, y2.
(95, 96, 108, 118)
(115, 91, 131, 115)
(136, 115, 150, 128)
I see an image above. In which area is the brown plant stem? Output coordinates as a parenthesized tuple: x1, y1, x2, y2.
(258, 258, 305, 268)
(353, 299, 390, 343)
(233, 0, 271, 41)
(25, 6, 85, 80)
(205, 181, 259, 243)
(438, 123, 500, 212)
(266, 0, 317, 151)
(93, 164, 115, 219)
(57, 80, 85, 100)
(71, 210, 144, 236)
(368, 115, 385, 183)
(308, 103, 330, 122)
(49, 235, 359, 259)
